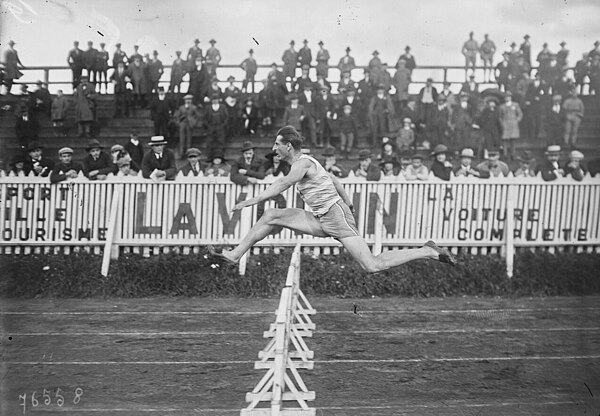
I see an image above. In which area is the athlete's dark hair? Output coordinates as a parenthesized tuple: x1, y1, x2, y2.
(276, 125, 304, 150)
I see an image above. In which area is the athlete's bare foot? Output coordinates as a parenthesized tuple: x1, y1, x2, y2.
(207, 246, 238, 266)
(423, 240, 457, 266)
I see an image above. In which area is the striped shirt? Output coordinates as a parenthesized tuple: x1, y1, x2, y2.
(296, 155, 341, 217)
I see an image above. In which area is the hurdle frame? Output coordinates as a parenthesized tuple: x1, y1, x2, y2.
(241, 244, 316, 416)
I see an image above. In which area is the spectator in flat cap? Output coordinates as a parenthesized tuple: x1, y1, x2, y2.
(112, 43, 128, 70)
(513, 151, 537, 177)
(95, 42, 109, 93)
(321, 146, 347, 178)
(147, 50, 164, 94)
(109, 144, 139, 174)
(479, 34, 497, 82)
(562, 89, 585, 147)
(563, 150, 587, 181)
(50, 147, 83, 184)
(283, 93, 305, 131)
(141, 136, 177, 181)
(476, 148, 509, 177)
(454, 148, 488, 178)
(462, 31, 479, 80)
(240, 49, 258, 93)
(353, 150, 381, 181)
(150, 87, 175, 140)
(241, 97, 260, 135)
(298, 39, 312, 69)
(204, 149, 231, 177)
(429, 144, 453, 181)
(67, 40, 84, 89)
(115, 154, 137, 177)
(404, 153, 429, 181)
(178, 148, 205, 176)
(83, 41, 98, 88)
(186, 39, 203, 72)
(392, 59, 411, 113)
(397, 45, 416, 74)
(82, 139, 112, 180)
(230, 141, 265, 185)
(263, 150, 291, 177)
(338, 104, 358, 158)
(51, 89, 70, 137)
(204, 94, 229, 151)
(169, 51, 187, 94)
(110, 61, 131, 118)
(337, 47, 356, 80)
(315, 41, 330, 79)
(74, 75, 96, 138)
(174, 94, 202, 157)
(536, 144, 564, 181)
(205, 39, 221, 76)
(23, 142, 54, 177)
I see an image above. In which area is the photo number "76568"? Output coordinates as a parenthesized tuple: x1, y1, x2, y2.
(18, 387, 83, 414)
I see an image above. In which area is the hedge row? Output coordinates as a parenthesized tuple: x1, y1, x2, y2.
(1, 249, 599, 298)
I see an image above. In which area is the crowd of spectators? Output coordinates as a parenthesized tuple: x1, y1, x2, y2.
(1, 35, 598, 184)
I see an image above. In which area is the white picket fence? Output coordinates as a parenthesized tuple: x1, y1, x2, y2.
(1, 173, 599, 276)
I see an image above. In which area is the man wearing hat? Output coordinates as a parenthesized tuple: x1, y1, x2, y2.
(50, 147, 83, 184)
(115, 154, 137, 177)
(204, 149, 230, 177)
(282, 41, 298, 81)
(499, 91, 523, 161)
(3, 40, 24, 94)
(292, 64, 313, 93)
(475, 99, 501, 159)
(209, 125, 456, 270)
(67, 40, 84, 89)
(205, 39, 221, 76)
(187, 56, 210, 104)
(536, 42, 553, 82)
(124, 132, 144, 167)
(239, 49, 257, 93)
(83, 41, 98, 88)
(430, 144, 452, 181)
(141, 136, 177, 180)
(224, 75, 241, 101)
(178, 148, 205, 177)
(536, 145, 563, 181)
(95, 42, 110, 93)
(556, 41, 569, 69)
(461, 31, 479, 80)
(9, 154, 27, 176)
(112, 43, 128, 70)
(283, 93, 305, 131)
(513, 151, 536, 177)
(315, 41, 330, 79)
(337, 47, 356, 80)
(316, 83, 336, 148)
(520, 34, 532, 69)
(169, 51, 187, 94)
(562, 89, 585, 147)
(187, 39, 203, 72)
(476, 148, 509, 177)
(241, 97, 260, 135)
(353, 149, 381, 181)
(150, 86, 174, 139)
(368, 50, 383, 81)
(298, 84, 320, 147)
(128, 45, 142, 66)
(204, 93, 229, 150)
(82, 139, 112, 180)
(368, 84, 395, 145)
(128, 54, 148, 109)
(321, 146, 347, 178)
(23, 141, 54, 177)
(230, 141, 265, 185)
(454, 148, 487, 178)
(479, 34, 497, 82)
(380, 155, 399, 177)
(398, 45, 417, 74)
(298, 39, 312, 70)
(564, 150, 587, 181)
(74, 73, 96, 138)
(33, 80, 52, 117)
(174, 94, 202, 157)
(418, 77, 438, 127)
(392, 59, 411, 113)
(404, 152, 430, 181)
(147, 50, 164, 94)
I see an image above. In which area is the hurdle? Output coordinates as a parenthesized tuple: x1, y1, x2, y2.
(241, 244, 317, 415)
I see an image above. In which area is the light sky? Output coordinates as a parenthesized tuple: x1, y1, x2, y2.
(1, 0, 599, 83)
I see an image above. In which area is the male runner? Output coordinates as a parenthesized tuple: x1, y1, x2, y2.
(209, 125, 456, 272)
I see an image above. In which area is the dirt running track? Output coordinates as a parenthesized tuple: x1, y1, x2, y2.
(1, 296, 599, 415)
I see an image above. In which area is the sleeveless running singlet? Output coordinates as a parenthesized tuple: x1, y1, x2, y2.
(296, 154, 341, 217)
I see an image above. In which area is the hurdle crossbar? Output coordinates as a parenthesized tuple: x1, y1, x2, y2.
(241, 244, 316, 416)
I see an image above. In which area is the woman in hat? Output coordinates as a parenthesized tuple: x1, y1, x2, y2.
(430, 144, 453, 181)
(204, 150, 231, 177)
(263, 150, 291, 177)
(513, 151, 536, 177)
(9, 154, 27, 176)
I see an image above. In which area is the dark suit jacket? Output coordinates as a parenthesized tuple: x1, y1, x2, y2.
(110, 68, 130, 93)
(536, 159, 562, 182)
(23, 157, 55, 177)
(230, 156, 265, 185)
(50, 161, 84, 184)
(178, 162, 205, 177)
(141, 149, 177, 180)
(83, 152, 113, 178)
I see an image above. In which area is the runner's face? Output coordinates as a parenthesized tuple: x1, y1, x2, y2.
(272, 136, 290, 159)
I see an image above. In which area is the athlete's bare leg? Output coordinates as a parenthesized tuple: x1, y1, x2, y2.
(339, 235, 447, 273)
(217, 208, 327, 263)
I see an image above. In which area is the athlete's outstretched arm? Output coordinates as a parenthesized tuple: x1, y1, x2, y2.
(233, 159, 311, 211)
(330, 174, 353, 211)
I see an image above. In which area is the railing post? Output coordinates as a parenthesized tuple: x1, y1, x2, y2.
(101, 183, 124, 277)
(505, 184, 516, 278)
(43, 68, 50, 85)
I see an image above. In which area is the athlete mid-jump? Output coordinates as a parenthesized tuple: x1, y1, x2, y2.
(209, 125, 456, 271)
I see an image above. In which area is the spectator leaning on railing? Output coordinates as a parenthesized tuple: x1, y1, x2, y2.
(23, 141, 54, 177)
(476, 148, 510, 177)
(178, 148, 205, 176)
(537, 144, 564, 182)
(82, 139, 112, 181)
(204, 149, 231, 177)
(230, 141, 265, 185)
(50, 147, 83, 184)
(353, 149, 381, 181)
(429, 144, 452, 181)
(141, 135, 177, 181)
(563, 150, 587, 181)
(513, 151, 537, 177)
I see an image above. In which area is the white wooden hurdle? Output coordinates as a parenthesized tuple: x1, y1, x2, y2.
(242, 244, 317, 416)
